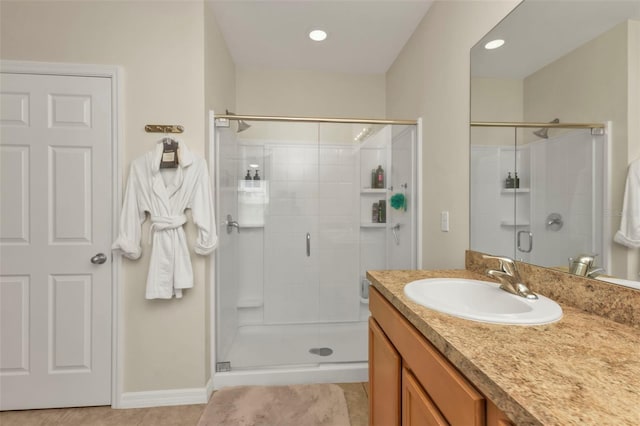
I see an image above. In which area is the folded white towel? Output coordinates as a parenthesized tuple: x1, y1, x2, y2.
(614, 158, 640, 248)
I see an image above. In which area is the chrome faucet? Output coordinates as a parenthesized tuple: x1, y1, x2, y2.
(568, 254, 603, 278)
(585, 267, 605, 278)
(482, 255, 538, 300)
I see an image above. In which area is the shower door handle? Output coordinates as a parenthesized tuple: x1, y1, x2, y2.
(517, 230, 533, 253)
(306, 233, 311, 257)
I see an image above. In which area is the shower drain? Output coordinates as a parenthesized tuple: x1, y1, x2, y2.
(309, 347, 333, 356)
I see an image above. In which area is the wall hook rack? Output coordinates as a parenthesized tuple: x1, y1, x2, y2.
(144, 124, 184, 134)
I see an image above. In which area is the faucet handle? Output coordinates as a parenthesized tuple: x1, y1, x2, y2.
(482, 254, 519, 276)
(482, 254, 516, 267)
(482, 254, 515, 263)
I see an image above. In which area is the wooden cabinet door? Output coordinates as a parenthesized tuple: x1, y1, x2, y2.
(369, 317, 401, 426)
(402, 367, 449, 426)
(487, 400, 514, 426)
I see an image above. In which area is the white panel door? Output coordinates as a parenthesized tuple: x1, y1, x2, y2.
(0, 72, 112, 410)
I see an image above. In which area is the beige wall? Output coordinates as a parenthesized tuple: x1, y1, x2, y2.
(1, 1, 209, 392)
(236, 67, 386, 118)
(629, 21, 640, 279)
(470, 77, 524, 148)
(471, 78, 523, 123)
(524, 20, 639, 279)
(386, 0, 520, 269)
(205, 3, 236, 116)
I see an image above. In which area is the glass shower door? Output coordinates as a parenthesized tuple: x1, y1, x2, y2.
(387, 125, 417, 269)
(214, 125, 240, 369)
(218, 120, 323, 370)
(315, 123, 366, 363)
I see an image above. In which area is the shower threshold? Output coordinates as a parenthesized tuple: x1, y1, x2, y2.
(224, 321, 368, 370)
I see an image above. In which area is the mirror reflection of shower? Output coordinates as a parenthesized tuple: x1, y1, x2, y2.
(533, 118, 559, 139)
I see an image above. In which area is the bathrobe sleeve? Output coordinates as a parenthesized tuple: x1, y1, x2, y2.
(614, 159, 640, 248)
(112, 163, 147, 259)
(190, 160, 218, 254)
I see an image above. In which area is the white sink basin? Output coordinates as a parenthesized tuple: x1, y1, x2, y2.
(403, 278, 562, 325)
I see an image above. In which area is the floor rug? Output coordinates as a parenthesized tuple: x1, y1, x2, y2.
(197, 383, 351, 426)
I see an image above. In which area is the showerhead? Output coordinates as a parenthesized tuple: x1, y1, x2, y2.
(533, 118, 560, 139)
(237, 120, 251, 133)
(533, 127, 549, 139)
(225, 109, 251, 133)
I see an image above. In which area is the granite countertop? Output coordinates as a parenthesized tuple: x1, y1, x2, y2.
(367, 269, 640, 426)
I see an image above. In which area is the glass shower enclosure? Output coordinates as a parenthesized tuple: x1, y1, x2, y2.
(212, 116, 418, 387)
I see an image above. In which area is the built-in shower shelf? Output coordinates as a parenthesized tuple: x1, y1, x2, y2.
(237, 299, 263, 308)
(361, 223, 387, 228)
(501, 188, 530, 194)
(361, 188, 387, 194)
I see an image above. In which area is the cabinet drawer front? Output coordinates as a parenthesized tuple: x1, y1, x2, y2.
(370, 288, 485, 426)
(403, 367, 449, 426)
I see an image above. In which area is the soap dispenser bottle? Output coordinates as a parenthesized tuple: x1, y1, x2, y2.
(514, 172, 520, 189)
(253, 169, 261, 181)
(245, 170, 252, 180)
(505, 172, 514, 189)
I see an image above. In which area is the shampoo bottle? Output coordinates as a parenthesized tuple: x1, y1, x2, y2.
(378, 200, 386, 223)
(376, 165, 385, 189)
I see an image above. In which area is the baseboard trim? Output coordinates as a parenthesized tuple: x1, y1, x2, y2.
(118, 386, 209, 409)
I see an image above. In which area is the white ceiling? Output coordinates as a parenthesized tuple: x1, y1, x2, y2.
(208, 1, 640, 79)
(208, 0, 434, 74)
(472, 0, 640, 79)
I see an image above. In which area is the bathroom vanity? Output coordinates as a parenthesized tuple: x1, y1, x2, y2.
(369, 283, 511, 425)
(367, 266, 640, 425)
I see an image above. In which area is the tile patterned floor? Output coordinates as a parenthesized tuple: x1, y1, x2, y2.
(0, 382, 369, 426)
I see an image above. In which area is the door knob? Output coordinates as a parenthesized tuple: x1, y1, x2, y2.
(91, 253, 107, 264)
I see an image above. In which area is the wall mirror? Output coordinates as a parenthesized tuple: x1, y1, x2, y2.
(469, 0, 640, 282)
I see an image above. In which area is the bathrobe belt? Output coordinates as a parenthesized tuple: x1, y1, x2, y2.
(149, 214, 187, 243)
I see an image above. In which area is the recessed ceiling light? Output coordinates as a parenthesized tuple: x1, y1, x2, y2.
(484, 39, 505, 50)
(309, 29, 327, 42)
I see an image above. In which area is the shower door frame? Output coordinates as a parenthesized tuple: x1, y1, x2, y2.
(208, 112, 423, 390)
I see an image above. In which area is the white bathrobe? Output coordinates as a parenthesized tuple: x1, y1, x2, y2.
(112, 141, 217, 299)
(614, 158, 640, 248)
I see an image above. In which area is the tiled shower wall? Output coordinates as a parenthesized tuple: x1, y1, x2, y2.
(234, 141, 385, 326)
